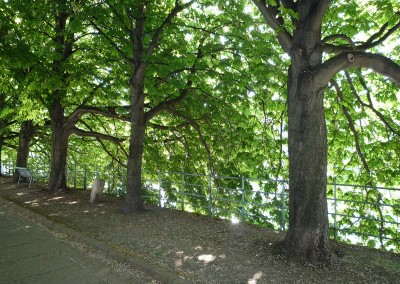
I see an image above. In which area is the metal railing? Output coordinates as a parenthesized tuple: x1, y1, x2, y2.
(1, 162, 399, 251)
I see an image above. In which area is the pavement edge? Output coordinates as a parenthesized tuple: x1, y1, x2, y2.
(0, 195, 191, 284)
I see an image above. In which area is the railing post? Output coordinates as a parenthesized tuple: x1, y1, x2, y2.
(73, 164, 77, 189)
(181, 172, 185, 211)
(334, 184, 338, 241)
(280, 183, 286, 231)
(121, 168, 125, 195)
(208, 174, 213, 217)
(107, 166, 111, 194)
(241, 176, 245, 222)
(65, 167, 68, 187)
(83, 165, 87, 190)
(158, 171, 162, 208)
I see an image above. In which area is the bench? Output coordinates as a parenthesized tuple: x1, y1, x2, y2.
(15, 167, 46, 188)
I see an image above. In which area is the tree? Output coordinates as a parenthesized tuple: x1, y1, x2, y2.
(88, 0, 248, 213)
(250, 0, 400, 262)
(0, 94, 18, 174)
(12, 120, 36, 181)
(2, 0, 131, 191)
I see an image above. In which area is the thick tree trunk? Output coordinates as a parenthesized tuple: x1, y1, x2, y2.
(13, 120, 35, 182)
(123, 76, 146, 213)
(285, 66, 330, 262)
(48, 101, 69, 191)
(283, 7, 331, 262)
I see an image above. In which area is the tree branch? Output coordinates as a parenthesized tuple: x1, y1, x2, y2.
(154, 68, 192, 87)
(148, 122, 189, 131)
(67, 106, 130, 128)
(90, 20, 134, 68)
(323, 21, 400, 53)
(103, 0, 132, 34)
(79, 120, 129, 165)
(3, 142, 18, 150)
(1, 132, 19, 140)
(251, 0, 293, 54)
(145, 37, 205, 123)
(314, 52, 400, 90)
(167, 108, 215, 175)
(344, 70, 399, 135)
(308, 0, 332, 32)
(145, 0, 195, 57)
(70, 127, 124, 143)
(330, 79, 371, 174)
(322, 33, 354, 46)
(280, 0, 295, 10)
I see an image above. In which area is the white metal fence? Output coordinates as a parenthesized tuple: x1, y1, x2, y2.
(1, 162, 399, 251)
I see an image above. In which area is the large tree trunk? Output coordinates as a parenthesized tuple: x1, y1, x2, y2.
(123, 75, 146, 213)
(122, 2, 147, 213)
(48, 101, 69, 191)
(46, 2, 73, 192)
(283, 7, 331, 262)
(13, 120, 35, 182)
(285, 67, 330, 262)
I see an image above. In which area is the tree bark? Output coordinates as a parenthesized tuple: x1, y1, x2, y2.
(251, 0, 400, 263)
(285, 66, 330, 262)
(13, 120, 35, 182)
(48, 100, 69, 191)
(283, 2, 330, 262)
(123, 75, 146, 213)
(47, 3, 73, 191)
(121, 2, 147, 213)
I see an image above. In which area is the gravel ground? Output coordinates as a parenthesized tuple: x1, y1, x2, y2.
(1, 176, 399, 283)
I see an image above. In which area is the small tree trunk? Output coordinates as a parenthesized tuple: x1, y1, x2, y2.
(48, 101, 69, 191)
(13, 120, 35, 182)
(123, 75, 146, 213)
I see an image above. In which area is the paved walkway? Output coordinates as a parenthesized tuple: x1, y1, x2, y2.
(0, 198, 157, 284)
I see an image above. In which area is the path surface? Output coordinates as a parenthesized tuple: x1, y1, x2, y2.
(0, 197, 156, 284)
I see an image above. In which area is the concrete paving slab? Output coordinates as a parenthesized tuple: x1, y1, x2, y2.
(0, 198, 158, 284)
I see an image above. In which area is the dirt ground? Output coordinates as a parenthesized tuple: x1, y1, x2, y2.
(0, 176, 399, 283)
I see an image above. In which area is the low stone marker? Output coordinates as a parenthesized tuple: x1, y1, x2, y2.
(89, 178, 105, 203)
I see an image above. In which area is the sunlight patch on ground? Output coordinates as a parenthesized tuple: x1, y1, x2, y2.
(175, 259, 183, 267)
(17, 192, 27, 196)
(67, 201, 79, 205)
(175, 251, 194, 267)
(24, 199, 40, 206)
(175, 248, 227, 268)
(248, 272, 263, 284)
(231, 216, 240, 224)
(197, 254, 216, 264)
(48, 196, 64, 201)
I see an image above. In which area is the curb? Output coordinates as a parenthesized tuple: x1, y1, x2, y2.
(0, 195, 191, 284)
